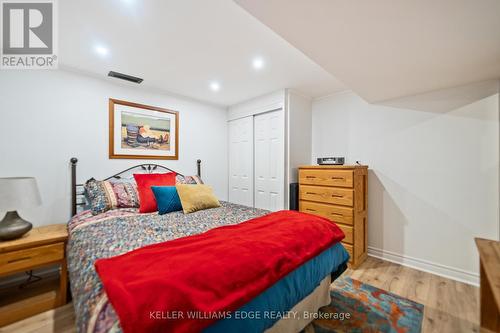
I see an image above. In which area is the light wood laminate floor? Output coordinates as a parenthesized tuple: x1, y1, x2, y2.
(0, 257, 479, 333)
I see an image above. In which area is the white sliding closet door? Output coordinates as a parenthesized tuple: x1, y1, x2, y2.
(254, 110, 285, 211)
(228, 116, 254, 207)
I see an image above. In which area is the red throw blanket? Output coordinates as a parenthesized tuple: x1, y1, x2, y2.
(95, 210, 345, 333)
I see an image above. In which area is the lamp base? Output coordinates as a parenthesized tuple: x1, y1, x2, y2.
(0, 211, 33, 241)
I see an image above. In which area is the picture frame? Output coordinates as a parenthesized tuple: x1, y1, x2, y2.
(109, 98, 179, 160)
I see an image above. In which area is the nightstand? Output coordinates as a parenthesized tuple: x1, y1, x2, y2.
(0, 224, 68, 327)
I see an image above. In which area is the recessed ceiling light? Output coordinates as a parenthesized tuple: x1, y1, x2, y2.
(117, 0, 141, 14)
(252, 57, 265, 70)
(209, 81, 221, 92)
(95, 45, 109, 57)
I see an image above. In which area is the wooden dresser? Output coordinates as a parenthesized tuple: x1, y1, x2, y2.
(298, 165, 368, 268)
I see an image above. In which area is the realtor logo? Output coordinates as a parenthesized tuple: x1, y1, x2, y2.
(1, 0, 57, 69)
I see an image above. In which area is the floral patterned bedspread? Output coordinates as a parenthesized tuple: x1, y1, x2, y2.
(67, 201, 269, 333)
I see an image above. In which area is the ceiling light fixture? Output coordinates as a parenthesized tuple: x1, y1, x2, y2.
(252, 57, 265, 70)
(95, 45, 109, 57)
(209, 81, 221, 92)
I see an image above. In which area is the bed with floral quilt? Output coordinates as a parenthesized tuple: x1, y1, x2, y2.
(68, 202, 267, 332)
(67, 159, 349, 333)
(67, 202, 349, 333)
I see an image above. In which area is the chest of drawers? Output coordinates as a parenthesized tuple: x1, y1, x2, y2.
(298, 165, 368, 268)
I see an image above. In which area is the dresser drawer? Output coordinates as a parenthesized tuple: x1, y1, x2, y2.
(0, 243, 64, 276)
(299, 169, 353, 188)
(300, 201, 354, 225)
(342, 243, 353, 262)
(338, 224, 353, 244)
(300, 185, 354, 206)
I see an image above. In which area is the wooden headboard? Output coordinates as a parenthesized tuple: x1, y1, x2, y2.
(70, 157, 201, 216)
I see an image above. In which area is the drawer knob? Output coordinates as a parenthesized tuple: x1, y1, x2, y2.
(331, 194, 343, 198)
(305, 176, 316, 179)
(306, 192, 318, 195)
(331, 177, 344, 180)
(306, 208, 317, 212)
(331, 213, 343, 217)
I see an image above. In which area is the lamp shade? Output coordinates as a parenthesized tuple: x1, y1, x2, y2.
(0, 177, 42, 212)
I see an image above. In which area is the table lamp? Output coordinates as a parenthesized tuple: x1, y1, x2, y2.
(0, 177, 41, 240)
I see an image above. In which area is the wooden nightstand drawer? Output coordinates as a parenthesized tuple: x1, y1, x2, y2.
(300, 200, 354, 225)
(0, 243, 64, 276)
(300, 185, 354, 206)
(299, 169, 353, 188)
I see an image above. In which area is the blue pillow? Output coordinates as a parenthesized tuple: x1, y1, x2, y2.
(151, 186, 183, 215)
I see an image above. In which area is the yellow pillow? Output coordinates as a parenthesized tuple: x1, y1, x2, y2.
(176, 184, 221, 214)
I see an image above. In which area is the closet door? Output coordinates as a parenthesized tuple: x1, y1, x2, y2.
(254, 110, 284, 211)
(228, 117, 253, 207)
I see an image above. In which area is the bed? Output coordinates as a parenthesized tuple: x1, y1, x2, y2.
(67, 158, 349, 333)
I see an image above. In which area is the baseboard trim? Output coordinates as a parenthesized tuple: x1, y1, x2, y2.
(368, 246, 479, 286)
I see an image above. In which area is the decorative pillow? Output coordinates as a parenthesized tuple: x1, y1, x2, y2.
(134, 172, 177, 213)
(176, 184, 221, 214)
(109, 179, 139, 208)
(84, 178, 140, 215)
(176, 174, 204, 185)
(151, 186, 183, 215)
(84, 179, 118, 215)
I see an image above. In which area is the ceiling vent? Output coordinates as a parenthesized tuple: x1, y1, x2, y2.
(108, 71, 143, 84)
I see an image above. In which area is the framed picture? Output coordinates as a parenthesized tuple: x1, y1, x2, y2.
(109, 99, 179, 160)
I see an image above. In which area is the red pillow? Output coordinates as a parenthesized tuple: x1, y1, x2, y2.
(134, 173, 177, 213)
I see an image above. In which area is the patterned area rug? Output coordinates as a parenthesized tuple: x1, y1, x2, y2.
(302, 277, 424, 333)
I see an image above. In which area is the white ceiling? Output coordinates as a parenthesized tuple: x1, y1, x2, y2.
(59, 0, 345, 106)
(235, 0, 500, 103)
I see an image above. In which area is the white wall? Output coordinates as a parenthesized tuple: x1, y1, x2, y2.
(312, 84, 499, 285)
(0, 70, 228, 226)
(286, 90, 312, 184)
(227, 90, 285, 121)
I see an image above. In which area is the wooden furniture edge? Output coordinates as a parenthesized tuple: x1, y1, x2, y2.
(475, 237, 500, 308)
(0, 225, 68, 253)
